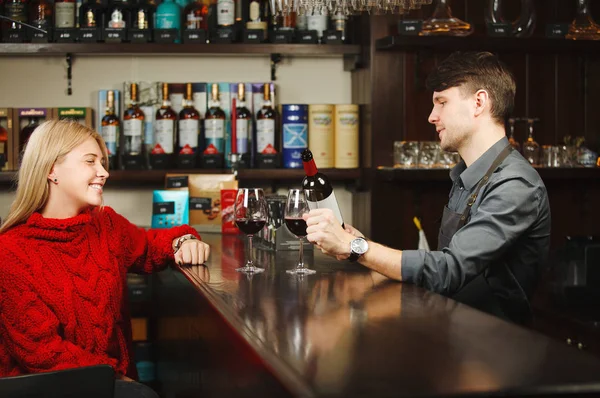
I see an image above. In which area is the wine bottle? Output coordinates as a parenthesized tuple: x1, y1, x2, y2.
(301, 148, 344, 227)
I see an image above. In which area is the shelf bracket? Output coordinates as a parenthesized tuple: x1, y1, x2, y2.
(270, 53, 282, 81)
(65, 53, 73, 96)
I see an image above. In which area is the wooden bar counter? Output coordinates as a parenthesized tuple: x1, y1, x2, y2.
(148, 233, 600, 397)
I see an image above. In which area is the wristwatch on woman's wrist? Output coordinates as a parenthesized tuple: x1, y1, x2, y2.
(173, 234, 198, 253)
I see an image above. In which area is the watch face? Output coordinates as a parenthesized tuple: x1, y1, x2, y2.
(351, 238, 368, 255)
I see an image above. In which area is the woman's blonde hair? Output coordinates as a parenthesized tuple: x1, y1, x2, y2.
(0, 119, 108, 233)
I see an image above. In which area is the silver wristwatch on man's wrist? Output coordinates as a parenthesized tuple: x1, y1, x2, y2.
(348, 237, 369, 262)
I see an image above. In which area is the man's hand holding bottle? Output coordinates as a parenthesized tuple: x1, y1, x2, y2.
(304, 208, 364, 260)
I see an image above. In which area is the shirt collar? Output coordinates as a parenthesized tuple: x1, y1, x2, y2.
(450, 137, 510, 191)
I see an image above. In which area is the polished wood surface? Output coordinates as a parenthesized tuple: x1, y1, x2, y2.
(160, 233, 600, 397)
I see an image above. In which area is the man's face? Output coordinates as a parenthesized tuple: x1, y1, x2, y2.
(427, 86, 475, 153)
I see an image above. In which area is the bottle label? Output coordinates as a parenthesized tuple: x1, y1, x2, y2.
(205, 118, 224, 153)
(153, 119, 175, 154)
(306, 191, 344, 226)
(6, 3, 27, 21)
(55, 2, 76, 28)
(186, 14, 203, 29)
(217, 0, 235, 26)
(123, 119, 143, 154)
(256, 119, 275, 153)
(137, 10, 149, 29)
(140, 105, 155, 146)
(156, 12, 179, 29)
(101, 125, 118, 155)
(236, 119, 249, 154)
(178, 119, 199, 150)
(108, 9, 126, 28)
(249, 1, 260, 21)
(307, 15, 327, 37)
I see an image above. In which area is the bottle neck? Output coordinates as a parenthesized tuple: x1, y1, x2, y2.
(303, 158, 318, 177)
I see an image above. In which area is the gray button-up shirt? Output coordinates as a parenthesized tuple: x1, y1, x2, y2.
(401, 137, 551, 320)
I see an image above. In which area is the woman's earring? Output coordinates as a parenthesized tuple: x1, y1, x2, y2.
(53, 178, 58, 183)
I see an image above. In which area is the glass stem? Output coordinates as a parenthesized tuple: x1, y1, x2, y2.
(248, 235, 254, 267)
(298, 238, 304, 270)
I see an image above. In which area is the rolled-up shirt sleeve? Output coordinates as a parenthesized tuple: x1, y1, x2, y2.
(401, 176, 543, 295)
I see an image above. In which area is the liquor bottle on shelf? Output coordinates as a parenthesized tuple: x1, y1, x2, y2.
(331, 8, 346, 41)
(522, 118, 540, 166)
(245, 0, 268, 37)
(150, 83, 177, 169)
(256, 83, 278, 168)
(29, 0, 54, 32)
(101, 90, 120, 170)
(177, 83, 201, 168)
(235, 83, 252, 158)
(307, 8, 327, 42)
(122, 82, 146, 170)
(131, 0, 156, 32)
(55, 0, 77, 28)
(155, 0, 181, 42)
(507, 117, 521, 153)
(3, 0, 28, 32)
(301, 148, 345, 227)
(20, 117, 41, 154)
(79, 0, 106, 28)
(183, 0, 209, 31)
(0, 124, 8, 169)
(203, 83, 226, 168)
(106, 0, 130, 29)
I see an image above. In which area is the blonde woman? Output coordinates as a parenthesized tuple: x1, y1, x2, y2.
(0, 120, 210, 398)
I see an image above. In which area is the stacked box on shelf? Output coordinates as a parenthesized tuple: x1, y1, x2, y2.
(13, 108, 52, 166)
(53, 107, 94, 128)
(0, 108, 15, 171)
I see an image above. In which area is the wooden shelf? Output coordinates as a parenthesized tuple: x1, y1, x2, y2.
(375, 166, 600, 182)
(0, 43, 361, 57)
(375, 35, 600, 54)
(0, 168, 362, 187)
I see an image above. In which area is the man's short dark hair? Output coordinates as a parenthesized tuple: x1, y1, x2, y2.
(426, 52, 516, 125)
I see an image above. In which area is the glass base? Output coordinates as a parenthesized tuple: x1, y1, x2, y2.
(420, 17, 473, 37)
(236, 266, 265, 273)
(287, 268, 316, 275)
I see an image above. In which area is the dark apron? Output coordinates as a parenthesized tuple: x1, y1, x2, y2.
(437, 145, 528, 321)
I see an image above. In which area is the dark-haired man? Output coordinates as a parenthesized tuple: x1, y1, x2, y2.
(304, 51, 551, 324)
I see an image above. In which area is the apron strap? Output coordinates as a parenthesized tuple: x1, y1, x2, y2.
(457, 144, 513, 228)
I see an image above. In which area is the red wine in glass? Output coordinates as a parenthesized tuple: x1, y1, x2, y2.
(234, 188, 268, 273)
(236, 218, 267, 235)
(284, 189, 315, 275)
(284, 217, 307, 237)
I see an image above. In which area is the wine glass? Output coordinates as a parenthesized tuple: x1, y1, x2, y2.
(234, 188, 268, 274)
(285, 189, 316, 275)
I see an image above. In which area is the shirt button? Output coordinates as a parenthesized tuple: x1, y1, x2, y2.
(459, 186, 464, 190)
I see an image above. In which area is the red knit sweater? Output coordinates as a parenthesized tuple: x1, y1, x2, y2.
(0, 207, 199, 378)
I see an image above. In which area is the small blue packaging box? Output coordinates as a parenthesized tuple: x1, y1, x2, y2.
(151, 190, 190, 228)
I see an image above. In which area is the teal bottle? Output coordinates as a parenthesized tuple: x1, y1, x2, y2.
(155, 0, 181, 42)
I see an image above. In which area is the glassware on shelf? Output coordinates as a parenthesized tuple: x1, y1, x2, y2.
(393, 141, 420, 168)
(507, 117, 521, 153)
(566, 0, 600, 40)
(419, 0, 473, 37)
(522, 118, 540, 166)
(485, 0, 536, 38)
(418, 141, 441, 168)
